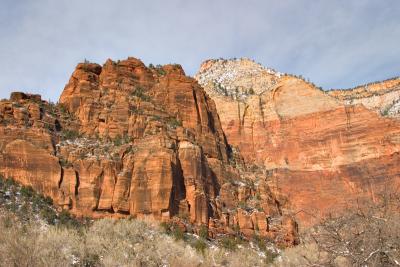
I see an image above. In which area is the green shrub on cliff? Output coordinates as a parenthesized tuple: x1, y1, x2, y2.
(131, 86, 151, 101)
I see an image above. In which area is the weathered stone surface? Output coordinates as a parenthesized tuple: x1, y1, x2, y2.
(329, 77, 400, 118)
(73, 159, 103, 212)
(0, 57, 306, 246)
(280, 216, 298, 246)
(269, 152, 400, 226)
(97, 160, 119, 211)
(251, 211, 268, 234)
(58, 167, 77, 209)
(196, 58, 400, 228)
(178, 141, 209, 224)
(56, 57, 236, 226)
(237, 208, 254, 234)
(59, 58, 228, 163)
(0, 139, 60, 199)
(3, 56, 398, 248)
(129, 141, 175, 218)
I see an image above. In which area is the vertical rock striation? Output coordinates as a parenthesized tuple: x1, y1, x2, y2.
(195, 58, 400, 227)
(0, 58, 295, 244)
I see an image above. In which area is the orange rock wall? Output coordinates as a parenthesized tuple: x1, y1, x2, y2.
(196, 59, 400, 228)
(0, 60, 295, 244)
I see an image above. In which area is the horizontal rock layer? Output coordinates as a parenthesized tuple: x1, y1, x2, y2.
(329, 77, 400, 118)
(0, 60, 296, 245)
(196, 59, 400, 227)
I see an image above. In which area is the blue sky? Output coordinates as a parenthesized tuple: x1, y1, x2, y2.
(0, 0, 399, 101)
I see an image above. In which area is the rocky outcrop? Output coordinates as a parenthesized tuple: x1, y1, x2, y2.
(59, 59, 227, 161)
(0, 59, 295, 245)
(196, 58, 400, 227)
(2, 56, 398, 243)
(55, 58, 229, 222)
(329, 77, 400, 118)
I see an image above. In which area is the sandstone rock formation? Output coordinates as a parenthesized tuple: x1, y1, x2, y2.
(195, 58, 400, 226)
(0, 59, 296, 245)
(4, 56, 398, 244)
(329, 77, 400, 118)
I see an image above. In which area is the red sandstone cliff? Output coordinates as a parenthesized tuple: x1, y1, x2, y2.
(0, 58, 295, 245)
(195, 58, 400, 226)
(2, 56, 398, 243)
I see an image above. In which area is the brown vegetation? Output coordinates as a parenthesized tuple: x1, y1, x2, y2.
(276, 194, 400, 266)
(0, 214, 280, 267)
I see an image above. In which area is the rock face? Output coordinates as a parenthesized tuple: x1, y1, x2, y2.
(328, 77, 400, 118)
(0, 59, 296, 245)
(57, 58, 228, 222)
(195, 58, 400, 226)
(5, 56, 398, 242)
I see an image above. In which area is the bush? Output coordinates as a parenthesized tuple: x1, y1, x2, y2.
(20, 185, 34, 198)
(4, 177, 17, 188)
(59, 158, 73, 168)
(113, 134, 131, 147)
(44, 195, 53, 205)
(130, 105, 142, 115)
(82, 252, 100, 267)
(7, 202, 18, 213)
(276, 194, 400, 266)
(193, 239, 207, 254)
(148, 63, 166, 75)
(199, 225, 208, 240)
(58, 210, 81, 229)
(62, 129, 80, 140)
(131, 86, 151, 102)
(57, 103, 68, 114)
(151, 115, 162, 121)
(381, 107, 390, 116)
(167, 117, 182, 128)
(40, 207, 57, 225)
(113, 135, 123, 146)
(0, 174, 285, 266)
(160, 221, 171, 233)
(252, 234, 266, 251)
(237, 201, 247, 209)
(220, 236, 241, 251)
(172, 226, 185, 241)
(160, 221, 185, 241)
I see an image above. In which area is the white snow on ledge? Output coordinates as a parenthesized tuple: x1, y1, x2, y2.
(195, 58, 283, 100)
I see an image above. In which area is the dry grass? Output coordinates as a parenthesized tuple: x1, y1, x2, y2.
(0, 213, 275, 267)
(0, 174, 274, 266)
(5, 173, 398, 266)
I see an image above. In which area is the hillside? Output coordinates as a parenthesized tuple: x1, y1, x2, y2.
(195, 58, 400, 226)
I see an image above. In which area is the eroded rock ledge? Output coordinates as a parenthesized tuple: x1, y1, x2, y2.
(0, 57, 297, 246)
